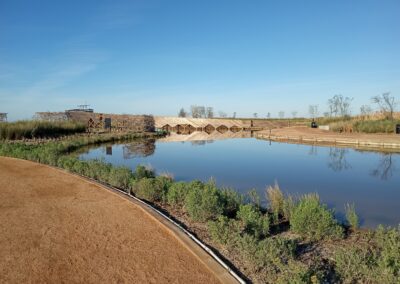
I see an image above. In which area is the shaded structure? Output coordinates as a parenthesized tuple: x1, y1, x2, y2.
(0, 113, 7, 122)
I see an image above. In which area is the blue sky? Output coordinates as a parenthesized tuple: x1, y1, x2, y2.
(1, 0, 399, 120)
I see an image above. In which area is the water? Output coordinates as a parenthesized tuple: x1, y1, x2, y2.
(79, 135, 400, 228)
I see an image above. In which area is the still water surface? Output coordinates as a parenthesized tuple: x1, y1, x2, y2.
(79, 136, 400, 228)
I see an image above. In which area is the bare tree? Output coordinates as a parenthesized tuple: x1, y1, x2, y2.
(371, 92, 396, 120)
(278, 111, 285, 119)
(360, 105, 372, 120)
(253, 113, 258, 118)
(178, 108, 187, 117)
(309, 105, 319, 119)
(232, 112, 237, 119)
(266, 112, 271, 119)
(291, 111, 298, 118)
(218, 111, 227, 118)
(328, 95, 353, 117)
(206, 107, 214, 118)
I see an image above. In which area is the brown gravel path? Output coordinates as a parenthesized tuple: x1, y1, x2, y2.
(0, 157, 224, 284)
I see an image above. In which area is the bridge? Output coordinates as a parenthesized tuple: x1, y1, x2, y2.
(154, 116, 257, 134)
(154, 116, 287, 134)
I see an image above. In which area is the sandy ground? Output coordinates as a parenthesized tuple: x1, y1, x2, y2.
(256, 126, 400, 149)
(0, 157, 223, 284)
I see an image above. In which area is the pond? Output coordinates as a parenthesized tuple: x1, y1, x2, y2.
(79, 133, 400, 228)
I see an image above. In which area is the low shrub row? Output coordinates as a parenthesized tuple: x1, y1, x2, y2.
(0, 120, 86, 140)
(329, 119, 400, 134)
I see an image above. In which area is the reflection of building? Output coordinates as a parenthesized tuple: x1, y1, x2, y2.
(123, 139, 156, 159)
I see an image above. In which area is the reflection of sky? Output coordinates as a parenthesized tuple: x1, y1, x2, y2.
(80, 138, 400, 228)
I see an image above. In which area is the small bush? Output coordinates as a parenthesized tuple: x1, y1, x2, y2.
(134, 165, 155, 179)
(108, 166, 133, 191)
(132, 178, 166, 202)
(184, 180, 223, 222)
(237, 204, 270, 239)
(345, 203, 359, 230)
(220, 188, 243, 217)
(290, 194, 343, 241)
(207, 215, 241, 246)
(334, 247, 376, 283)
(167, 182, 189, 207)
(266, 183, 284, 219)
(375, 225, 400, 277)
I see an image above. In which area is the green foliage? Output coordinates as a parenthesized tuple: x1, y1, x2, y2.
(134, 165, 155, 179)
(266, 183, 284, 219)
(237, 204, 270, 239)
(219, 188, 243, 217)
(132, 177, 167, 202)
(0, 120, 86, 140)
(184, 180, 223, 222)
(207, 215, 241, 246)
(108, 166, 133, 191)
(345, 203, 359, 229)
(236, 234, 297, 277)
(290, 194, 343, 241)
(166, 181, 189, 208)
(375, 225, 400, 277)
(353, 119, 400, 134)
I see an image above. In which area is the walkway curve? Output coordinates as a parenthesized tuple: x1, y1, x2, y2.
(0, 157, 239, 284)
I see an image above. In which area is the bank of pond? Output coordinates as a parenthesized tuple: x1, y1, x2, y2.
(0, 134, 399, 283)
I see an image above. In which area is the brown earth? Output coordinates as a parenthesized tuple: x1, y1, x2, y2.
(0, 157, 227, 284)
(256, 126, 400, 150)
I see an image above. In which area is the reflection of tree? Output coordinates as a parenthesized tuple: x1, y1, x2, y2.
(328, 148, 352, 172)
(308, 145, 318, 156)
(371, 153, 395, 180)
(123, 139, 156, 159)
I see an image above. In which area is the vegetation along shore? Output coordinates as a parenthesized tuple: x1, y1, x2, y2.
(0, 131, 399, 283)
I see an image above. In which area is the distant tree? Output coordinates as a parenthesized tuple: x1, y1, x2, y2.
(191, 105, 207, 118)
(308, 105, 319, 119)
(291, 111, 298, 118)
(178, 108, 187, 117)
(266, 112, 271, 119)
(371, 92, 396, 120)
(232, 112, 237, 119)
(278, 111, 285, 119)
(328, 95, 353, 117)
(218, 111, 227, 118)
(253, 113, 258, 118)
(206, 107, 214, 118)
(323, 112, 330, 118)
(360, 105, 372, 120)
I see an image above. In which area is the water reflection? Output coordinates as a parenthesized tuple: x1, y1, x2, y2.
(371, 153, 395, 180)
(122, 139, 156, 159)
(328, 148, 352, 172)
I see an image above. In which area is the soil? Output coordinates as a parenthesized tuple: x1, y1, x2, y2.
(0, 157, 223, 284)
(256, 126, 400, 150)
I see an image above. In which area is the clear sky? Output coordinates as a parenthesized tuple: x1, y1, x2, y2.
(1, 0, 399, 120)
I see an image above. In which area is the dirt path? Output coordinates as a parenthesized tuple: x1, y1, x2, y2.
(256, 126, 400, 150)
(0, 157, 230, 284)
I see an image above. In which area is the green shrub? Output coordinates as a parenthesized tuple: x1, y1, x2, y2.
(220, 188, 243, 217)
(236, 234, 297, 276)
(184, 180, 223, 222)
(334, 247, 376, 283)
(345, 203, 359, 230)
(266, 183, 284, 219)
(207, 215, 241, 246)
(108, 166, 133, 191)
(375, 225, 400, 277)
(290, 194, 343, 241)
(132, 178, 166, 202)
(134, 165, 155, 179)
(167, 182, 189, 207)
(353, 119, 400, 134)
(237, 204, 270, 239)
